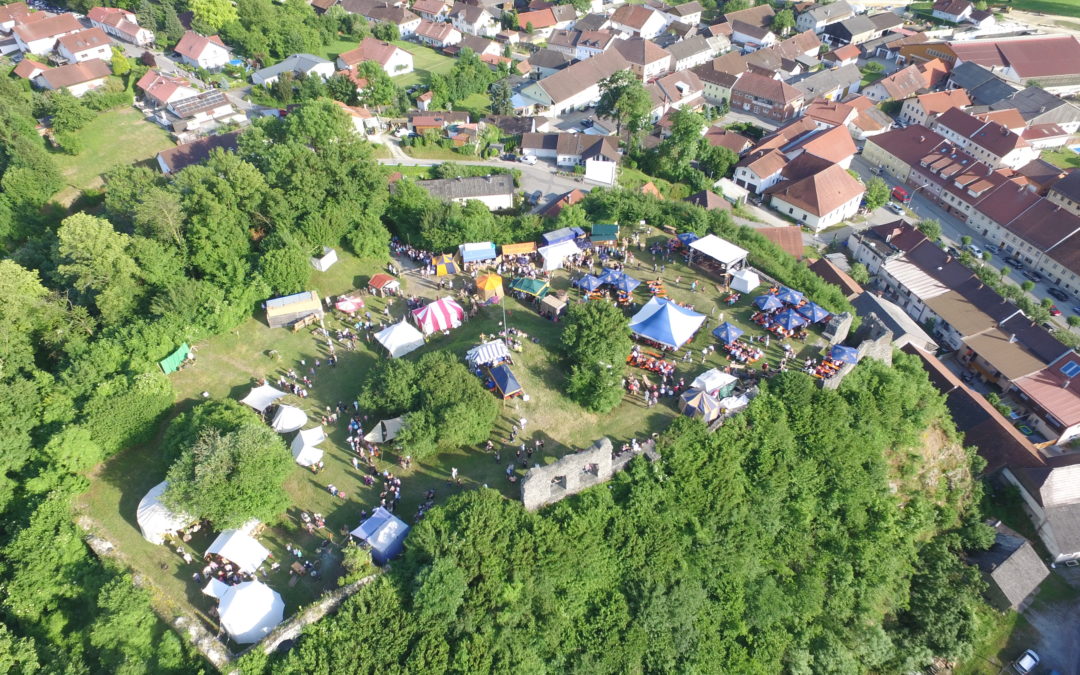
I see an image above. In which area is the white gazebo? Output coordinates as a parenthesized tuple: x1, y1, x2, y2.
(375, 321, 425, 358)
(690, 368, 738, 397)
(240, 384, 287, 413)
(205, 529, 270, 575)
(689, 234, 748, 271)
(270, 405, 307, 433)
(731, 268, 760, 293)
(290, 426, 326, 466)
(537, 240, 580, 271)
(218, 581, 285, 644)
(136, 481, 191, 545)
(364, 417, 404, 444)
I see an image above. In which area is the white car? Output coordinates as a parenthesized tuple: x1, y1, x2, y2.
(520, 155, 537, 165)
(1012, 649, 1039, 674)
(965, 243, 982, 257)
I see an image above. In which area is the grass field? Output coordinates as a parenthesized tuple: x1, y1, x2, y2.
(1000, 0, 1080, 19)
(393, 40, 457, 88)
(79, 235, 834, 639)
(403, 144, 475, 159)
(313, 37, 360, 62)
(1042, 147, 1080, 170)
(52, 107, 173, 205)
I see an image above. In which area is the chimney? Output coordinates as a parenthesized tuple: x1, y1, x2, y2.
(919, 135, 925, 143)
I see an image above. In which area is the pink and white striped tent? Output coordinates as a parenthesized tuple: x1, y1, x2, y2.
(411, 297, 465, 335)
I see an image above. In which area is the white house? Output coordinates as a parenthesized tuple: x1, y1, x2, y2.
(931, 107, 1039, 170)
(0, 2, 30, 34)
(57, 28, 112, 64)
(136, 69, 200, 107)
(13, 12, 81, 55)
(1003, 460, 1080, 562)
(613, 37, 671, 81)
(449, 3, 497, 37)
(733, 149, 787, 194)
(34, 58, 110, 97)
(767, 164, 864, 232)
(931, 0, 973, 23)
(416, 174, 515, 210)
(174, 31, 230, 70)
(415, 19, 462, 48)
(336, 37, 414, 76)
(795, 1, 854, 34)
(666, 35, 715, 72)
(87, 6, 154, 46)
(518, 49, 629, 117)
(609, 4, 669, 40)
(251, 53, 334, 86)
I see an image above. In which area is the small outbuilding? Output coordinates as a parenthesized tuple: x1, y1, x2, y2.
(968, 522, 1050, 610)
(351, 506, 410, 566)
(264, 291, 323, 328)
(689, 234, 748, 273)
(540, 293, 567, 319)
(368, 273, 400, 296)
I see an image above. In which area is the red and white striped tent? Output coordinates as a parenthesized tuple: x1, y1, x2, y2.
(411, 297, 465, 335)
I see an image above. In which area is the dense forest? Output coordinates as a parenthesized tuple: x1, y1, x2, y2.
(249, 358, 992, 674)
(0, 32, 999, 666)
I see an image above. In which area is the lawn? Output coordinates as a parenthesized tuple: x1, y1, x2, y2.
(1001, 0, 1080, 19)
(860, 66, 886, 87)
(52, 107, 173, 206)
(392, 40, 457, 88)
(313, 37, 361, 62)
(1042, 147, 1080, 170)
(79, 234, 833, 641)
(402, 143, 475, 159)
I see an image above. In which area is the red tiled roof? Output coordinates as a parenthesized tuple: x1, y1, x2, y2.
(518, 8, 557, 29)
(914, 89, 970, 116)
(337, 37, 402, 68)
(0, 2, 29, 23)
(58, 27, 110, 54)
(13, 11, 80, 42)
(136, 69, 194, 102)
(38, 58, 110, 89)
(174, 31, 227, 59)
(767, 163, 864, 217)
(733, 71, 802, 105)
(759, 226, 803, 258)
(12, 56, 48, 78)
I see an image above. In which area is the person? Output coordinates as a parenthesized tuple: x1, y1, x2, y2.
(450, 467, 460, 485)
(519, 417, 527, 431)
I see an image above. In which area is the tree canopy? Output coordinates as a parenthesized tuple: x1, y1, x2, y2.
(561, 300, 631, 412)
(597, 70, 652, 149)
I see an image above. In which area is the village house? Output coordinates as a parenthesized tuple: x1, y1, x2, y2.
(767, 163, 865, 232)
(251, 54, 334, 86)
(0, 2, 30, 34)
(730, 71, 805, 123)
(519, 49, 630, 116)
(87, 7, 154, 46)
(136, 70, 200, 107)
(57, 28, 112, 64)
(336, 37, 414, 76)
(156, 131, 241, 174)
(795, 1, 854, 34)
(13, 12, 81, 55)
(33, 58, 110, 96)
(931, 0, 972, 24)
(647, 69, 704, 121)
(665, 35, 714, 71)
(613, 37, 671, 80)
(449, 2, 498, 37)
(411, 0, 449, 22)
(548, 29, 617, 60)
(416, 174, 516, 210)
(898, 89, 971, 127)
(415, 19, 462, 47)
(930, 107, 1039, 170)
(173, 31, 230, 70)
(608, 4, 669, 40)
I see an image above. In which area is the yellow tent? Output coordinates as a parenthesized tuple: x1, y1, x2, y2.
(477, 274, 503, 301)
(432, 254, 457, 277)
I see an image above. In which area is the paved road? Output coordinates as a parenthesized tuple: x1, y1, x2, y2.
(847, 154, 1077, 327)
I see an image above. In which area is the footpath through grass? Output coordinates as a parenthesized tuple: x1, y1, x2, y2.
(80, 233, 833, 639)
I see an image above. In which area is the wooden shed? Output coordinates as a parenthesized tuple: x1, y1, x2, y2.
(265, 291, 324, 328)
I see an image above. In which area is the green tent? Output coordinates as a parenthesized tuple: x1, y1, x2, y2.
(591, 223, 620, 242)
(159, 343, 190, 374)
(509, 277, 550, 299)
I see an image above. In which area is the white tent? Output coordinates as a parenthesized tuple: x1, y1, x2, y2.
(364, 417, 404, 444)
(310, 246, 338, 272)
(689, 234, 748, 269)
(218, 581, 285, 644)
(731, 268, 760, 293)
(290, 426, 326, 466)
(466, 340, 510, 367)
(270, 405, 307, 433)
(240, 384, 287, 412)
(375, 321, 425, 358)
(205, 529, 270, 575)
(691, 368, 738, 396)
(136, 481, 191, 545)
(202, 578, 230, 599)
(537, 239, 580, 271)
(718, 393, 751, 411)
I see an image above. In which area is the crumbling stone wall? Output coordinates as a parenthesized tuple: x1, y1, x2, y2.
(521, 438, 658, 511)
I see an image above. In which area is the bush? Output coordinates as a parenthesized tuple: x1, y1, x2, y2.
(81, 372, 174, 456)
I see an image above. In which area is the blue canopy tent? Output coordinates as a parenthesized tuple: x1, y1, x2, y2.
(676, 232, 700, 246)
(350, 507, 410, 566)
(797, 302, 830, 323)
(598, 268, 624, 285)
(489, 364, 523, 399)
(575, 275, 604, 292)
(629, 297, 706, 350)
(712, 322, 744, 345)
(542, 228, 576, 246)
(754, 294, 783, 311)
(458, 242, 497, 263)
(571, 226, 588, 242)
(774, 308, 808, 331)
(614, 275, 641, 293)
(777, 287, 804, 305)
(830, 345, 859, 365)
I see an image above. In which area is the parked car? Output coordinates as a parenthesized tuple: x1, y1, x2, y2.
(965, 243, 982, 257)
(1012, 649, 1039, 674)
(1049, 305, 1062, 316)
(1022, 269, 1043, 282)
(1004, 256, 1025, 269)
(520, 155, 537, 165)
(1073, 305, 1080, 315)
(1047, 287, 1070, 302)
(886, 202, 904, 214)
(986, 245, 1002, 255)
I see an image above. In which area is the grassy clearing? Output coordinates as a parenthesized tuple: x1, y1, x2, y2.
(52, 107, 173, 205)
(956, 607, 1034, 675)
(402, 143, 475, 159)
(80, 235, 834, 638)
(382, 164, 433, 179)
(313, 37, 360, 62)
(1002, 0, 1080, 19)
(393, 40, 456, 88)
(1042, 147, 1080, 170)
(860, 67, 886, 87)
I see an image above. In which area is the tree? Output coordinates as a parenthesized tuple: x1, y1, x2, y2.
(48, 91, 95, 133)
(346, 213, 391, 259)
(916, 219, 941, 241)
(134, 186, 186, 247)
(849, 262, 870, 285)
(854, 178, 887, 212)
(258, 240, 311, 295)
(772, 8, 794, 35)
(1068, 315, 1080, 328)
(981, 251, 991, 262)
(1021, 280, 1035, 293)
(110, 47, 132, 77)
(326, 72, 360, 105)
(163, 423, 293, 527)
(1000, 266, 1011, 278)
(597, 70, 652, 149)
(555, 203, 589, 230)
(961, 235, 972, 246)
(372, 20, 399, 41)
(190, 0, 238, 31)
(56, 213, 143, 325)
(357, 60, 397, 109)
(489, 79, 513, 116)
(561, 300, 631, 412)
(162, 3, 185, 44)
(724, 0, 750, 11)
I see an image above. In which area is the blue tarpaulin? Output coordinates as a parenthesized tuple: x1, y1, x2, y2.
(542, 228, 576, 246)
(458, 242, 497, 262)
(350, 507, 410, 566)
(575, 275, 604, 291)
(629, 297, 706, 350)
(712, 322, 743, 345)
(489, 364, 523, 398)
(677, 232, 700, 246)
(754, 294, 783, 311)
(571, 226, 587, 240)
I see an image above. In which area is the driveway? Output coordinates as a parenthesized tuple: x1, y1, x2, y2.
(1020, 592, 1080, 675)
